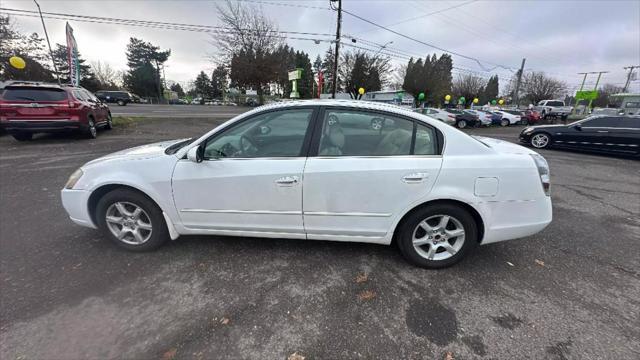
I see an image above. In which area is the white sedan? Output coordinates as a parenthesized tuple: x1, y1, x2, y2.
(61, 100, 552, 268)
(493, 110, 522, 126)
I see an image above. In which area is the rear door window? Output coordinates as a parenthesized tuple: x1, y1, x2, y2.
(582, 117, 619, 128)
(2, 87, 68, 101)
(615, 117, 640, 129)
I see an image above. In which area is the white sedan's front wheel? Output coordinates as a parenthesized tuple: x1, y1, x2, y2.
(397, 204, 478, 268)
(500, 119, 510, 127)
(96, 188, 169, 251)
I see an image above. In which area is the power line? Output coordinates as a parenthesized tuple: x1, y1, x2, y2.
(338, 6, 515, 72)
(356, 0, 477, 35)
(0, 7, 335, 37)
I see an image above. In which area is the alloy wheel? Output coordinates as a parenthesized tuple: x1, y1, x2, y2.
(531, 133, 550, 148)
(412, 215, 465, 261)
(88, 119, 97, 138)
(105, 201, 153, 245)
(457, 120, 467, 129)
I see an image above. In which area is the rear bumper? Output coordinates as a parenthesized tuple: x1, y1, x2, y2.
(1, 120, 82, 133)
(480, 197, 552, 244)
(61, 189, 96, 229)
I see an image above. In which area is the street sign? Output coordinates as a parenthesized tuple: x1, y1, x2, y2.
(575, 90, 598, 100)
(288, 69, 302, 81)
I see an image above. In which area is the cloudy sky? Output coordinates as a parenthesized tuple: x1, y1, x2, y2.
(3, 0, 639, 93)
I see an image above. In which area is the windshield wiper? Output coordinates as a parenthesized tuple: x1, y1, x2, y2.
(14, 96, 36, 101)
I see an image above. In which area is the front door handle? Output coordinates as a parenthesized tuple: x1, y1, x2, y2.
(597, 130, 609, 133)
(403, 172, 429, 183)
(275, 176, 299, 186)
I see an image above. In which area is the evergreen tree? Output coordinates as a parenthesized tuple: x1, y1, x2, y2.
(123, 37, 170, 99)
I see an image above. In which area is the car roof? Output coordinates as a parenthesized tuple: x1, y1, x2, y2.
(2, 81, 83, 91)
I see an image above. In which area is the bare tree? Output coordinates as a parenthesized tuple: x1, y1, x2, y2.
(212, 0, 283, 103)
(91, 61, 120, 89)
(389, 64, 407, 90)
(452, 74, 486, 103)
(521, 71, 567, 103)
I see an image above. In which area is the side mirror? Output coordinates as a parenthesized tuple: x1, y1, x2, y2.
(187, 145, 203, 163)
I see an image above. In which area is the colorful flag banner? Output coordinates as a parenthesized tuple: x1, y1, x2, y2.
(65, 22, 80, 86)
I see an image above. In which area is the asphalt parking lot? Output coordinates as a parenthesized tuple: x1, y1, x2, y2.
(1, 114, 639, 359)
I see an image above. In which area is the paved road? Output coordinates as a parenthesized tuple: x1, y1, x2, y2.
(1, 120, 638, 359)
(109, 103, 247, 118)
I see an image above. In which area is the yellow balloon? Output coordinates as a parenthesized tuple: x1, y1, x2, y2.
(358, 87, 365, 95)
(473, 98, 479, 104)
(9, 56, 26, 69)
(445, 94, 452, 101)
(498, 99, 504, 105)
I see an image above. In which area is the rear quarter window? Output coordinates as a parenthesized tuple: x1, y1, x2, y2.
(2, 87, 68, 101)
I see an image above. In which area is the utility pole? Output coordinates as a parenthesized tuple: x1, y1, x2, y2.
(331, 0, 342, 99)
(512, 58, 526, 109)
(571, 72, 589, 115)
(34, 0, 60, 85)
(586, 71, 608, 112)
(622, 65, 639, 93)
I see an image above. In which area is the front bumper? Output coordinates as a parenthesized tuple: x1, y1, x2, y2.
(1, 120, 82, 133)
(61, 189, 96, 228)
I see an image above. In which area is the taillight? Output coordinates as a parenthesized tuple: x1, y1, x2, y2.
(68, 101, 81, 108)
(530, 154, 550, 196)
(448, 114, 455, 119)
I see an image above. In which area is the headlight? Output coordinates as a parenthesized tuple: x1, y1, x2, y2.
(64, 168, 84, 189)
(523, 127, 534, 134)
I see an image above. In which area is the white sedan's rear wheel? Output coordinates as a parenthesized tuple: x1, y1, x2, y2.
(500, 119, 509, 127)
(397, 204, 478, 268)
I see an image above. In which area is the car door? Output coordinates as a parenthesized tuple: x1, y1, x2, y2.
(171, 107, 317, 238)
(608, 117, 640, 154)
(575, 116, 620, 152)
(302, 107, 443, 243)
(82, 89, 106, 123)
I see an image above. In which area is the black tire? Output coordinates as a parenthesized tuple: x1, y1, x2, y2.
(95, 188, 169, 251)
(500, 118, 509, 127)
(456, 119, 467, 129)
(84, 118, 97, 139)
(105, 113, 113, 130)
(12, 132, 33, 141)
(397, 203, 479, 269)
(529, 132, 551, 149)
(117, 100, 126, 106)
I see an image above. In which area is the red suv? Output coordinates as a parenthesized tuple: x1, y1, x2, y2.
(0, 82, 112, 141)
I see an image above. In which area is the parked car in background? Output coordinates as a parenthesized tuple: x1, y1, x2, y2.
(520, 115, 639, 156)
(493, 110, 522, 126)
(61, 99, 552, 269)
(442, 109, 478, 128)
(464, 109, 492, 126)
(95, 90, 132, 106)
(503, 110, 528, 125)
(533, 100, 573, 120)
(522, 109, 542, 125)
(0, 82, 112, 141)
(416, 107, 456, 125)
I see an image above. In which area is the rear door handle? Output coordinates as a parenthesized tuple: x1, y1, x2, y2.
(275, 176, 299, 186)
(403, 172, 429, 183)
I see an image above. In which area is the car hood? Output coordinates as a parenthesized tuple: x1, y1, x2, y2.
(84, 139, 186, 167)
(473, 136, 537, 155)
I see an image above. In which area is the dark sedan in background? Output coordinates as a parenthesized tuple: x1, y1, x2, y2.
(444, 108, 479, 128)
(520, 115, 639, 156)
